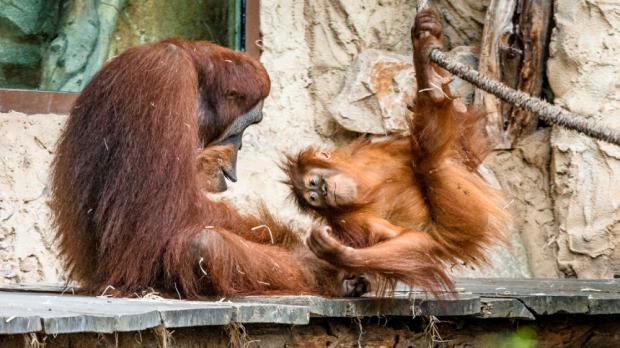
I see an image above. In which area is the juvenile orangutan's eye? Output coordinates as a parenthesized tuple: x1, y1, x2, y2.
(307, 192, 320, 205)
(309, 177, 318, 187)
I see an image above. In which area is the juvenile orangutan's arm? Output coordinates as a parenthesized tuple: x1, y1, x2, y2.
(364, 217, 407, 243)
(306, 226, 452, 292)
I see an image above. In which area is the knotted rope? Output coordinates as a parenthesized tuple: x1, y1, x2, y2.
(429, 48, 620, 146)
(416, 0, 620, 146)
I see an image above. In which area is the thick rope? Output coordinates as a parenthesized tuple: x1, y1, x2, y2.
(428, 48, 620, 146)
(416, 0, 620, 146)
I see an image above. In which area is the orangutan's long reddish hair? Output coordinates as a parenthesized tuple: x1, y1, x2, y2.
(50, 40, 348, 298)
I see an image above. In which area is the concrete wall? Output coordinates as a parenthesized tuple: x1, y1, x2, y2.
(0, 0, 618, 284)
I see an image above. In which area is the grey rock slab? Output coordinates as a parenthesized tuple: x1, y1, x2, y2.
(516, 295, 590, 315)
(0, 308, 42, 334)
(587, 293, 620, 315)
(480, 298, 535, 320)
(154, 297, 310, 327)
(227, 302, 309, 324)
(42, 312, 118, 335)
(157, 306, 232, 328)
(412, 295, 482, 317)
(240, 296, 413, 317)
(1, 293, 162, 334)
(0, 283, 71, 293)
(114, 298, 233, 328)
(453, 278, 620, 295)
(242, 294, 482, 318)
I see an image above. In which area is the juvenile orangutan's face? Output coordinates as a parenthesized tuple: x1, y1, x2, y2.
(302, 167, 359, 208)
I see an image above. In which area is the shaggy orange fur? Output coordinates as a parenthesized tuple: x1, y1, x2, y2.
(283, 10, 510, 293)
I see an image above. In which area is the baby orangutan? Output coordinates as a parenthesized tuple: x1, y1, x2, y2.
(283, 9, 509, 293)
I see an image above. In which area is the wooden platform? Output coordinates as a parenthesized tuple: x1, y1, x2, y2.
(1, 278, 619, 336)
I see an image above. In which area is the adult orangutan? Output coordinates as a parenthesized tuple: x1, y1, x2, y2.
(283, 10, 510, 292)
(50, 40, 367, 298)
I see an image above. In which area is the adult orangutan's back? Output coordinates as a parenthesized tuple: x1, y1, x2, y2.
(50, 40, 208, 293)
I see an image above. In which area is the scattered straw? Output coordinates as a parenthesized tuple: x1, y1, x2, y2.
(99, 285, 116, 297)
(251, 224, 274, 244)
(423, 315, 447, 348)
(173, 283, 182, 300)
(25, 333, 46, 348)
(226, 322, 252, 348)
(198, 257, 208, 276)
(153, 325, 174, 348)
(354, 317, 365, 348)
(139, 288, 164, 300)
(134, 330, 143, 345)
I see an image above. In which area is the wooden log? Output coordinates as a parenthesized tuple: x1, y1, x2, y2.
(474, 0, 553, 148)
(474, 0, 518, 149)
(505, 0, 553, 143)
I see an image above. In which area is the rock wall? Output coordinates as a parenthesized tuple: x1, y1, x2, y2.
(547, 0, 620, 278)
(0, 113, 65, 283)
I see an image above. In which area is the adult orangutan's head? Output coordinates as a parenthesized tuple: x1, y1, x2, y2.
(189, 43, 271, 192)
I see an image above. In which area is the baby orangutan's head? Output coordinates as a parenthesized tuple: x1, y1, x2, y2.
(282, 148, 363, 214)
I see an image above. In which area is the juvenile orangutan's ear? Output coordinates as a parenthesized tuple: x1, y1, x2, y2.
(316, 151, 331, 160)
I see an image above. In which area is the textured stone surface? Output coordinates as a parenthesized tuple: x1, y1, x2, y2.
(304, 0, 489, 138)
(547, 0, 620, 278)
(329, 49, 414, 134)
(484, 130, 559, 278)
(0, 113, 65, 284)
(328, 46, 478, 135)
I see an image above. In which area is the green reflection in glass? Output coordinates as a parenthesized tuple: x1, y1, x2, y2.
(0, 0, 244, 92)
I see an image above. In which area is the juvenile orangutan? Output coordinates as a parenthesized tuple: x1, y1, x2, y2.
(283, 10, 510, 292)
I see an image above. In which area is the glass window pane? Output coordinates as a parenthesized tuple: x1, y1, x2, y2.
(0, 0, 244, 92)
